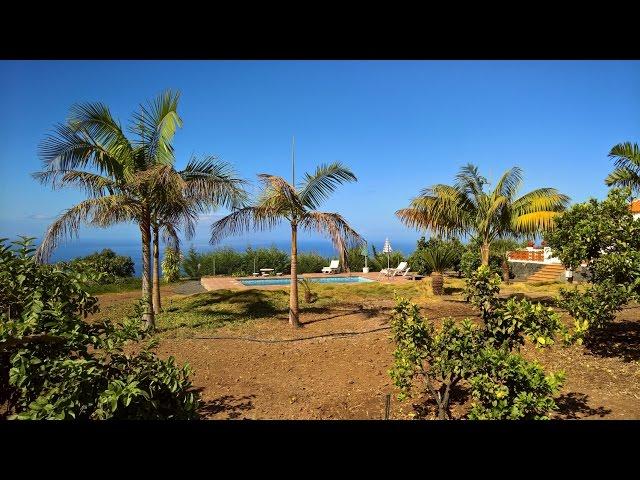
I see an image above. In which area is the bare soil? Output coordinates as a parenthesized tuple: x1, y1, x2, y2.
(136, 292, 640, 420)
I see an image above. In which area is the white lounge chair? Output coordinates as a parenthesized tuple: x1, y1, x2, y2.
(380, 261, 408, 278)
(322, 260, 340, 274)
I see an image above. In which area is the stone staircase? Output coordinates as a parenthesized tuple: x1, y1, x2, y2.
(526, 264, 564, 283)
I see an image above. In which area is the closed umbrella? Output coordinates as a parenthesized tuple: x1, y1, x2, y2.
(383, 237, 393, 270)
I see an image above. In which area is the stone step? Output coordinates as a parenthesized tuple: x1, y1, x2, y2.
(526, 264, 565, 282)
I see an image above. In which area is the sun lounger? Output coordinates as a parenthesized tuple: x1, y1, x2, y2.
(379, 261, 408, 278)
(322, 260, 340, 274)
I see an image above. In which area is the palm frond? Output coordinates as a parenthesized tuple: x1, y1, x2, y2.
(422, 245, 457, 273)
(32, 169, 118, 198)
(298, 162, 357, 210)
(37, 122, 129, 180)
(608, 142, 640, 171)
(299, 211, 364, 270)
(493, 166, 523, 200)
(511, 188, 570, 215)
(180, 156, 248, 210)
(511, 211, 561, 234)
(210, 206, 282, 245)
(257, 174, 305, 216)
(131, 89, 182, 166)
(35, 195, 136, 263)
(455, 163, 488, 198)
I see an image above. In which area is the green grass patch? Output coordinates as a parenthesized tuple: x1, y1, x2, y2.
(156, 289, 291, 337)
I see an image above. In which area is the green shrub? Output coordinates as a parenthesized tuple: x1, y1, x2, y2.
(161, 247, 181, 283)
(60, 248, 135, 284)
(388, 293, 565, 420)
(297, 252, 330, 274)
(460, 248, 504, 278)
(546, 188, 640, 337)
(0, 237, 200, 420)
(465, 265, 566, 349)
(468, 347, 564, 420)
(389, 297, 482, 419)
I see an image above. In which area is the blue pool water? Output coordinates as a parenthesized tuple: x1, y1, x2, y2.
(239, 276, 374, 286)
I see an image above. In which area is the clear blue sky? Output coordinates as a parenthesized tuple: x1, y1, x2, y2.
(1, 60, 639, 251)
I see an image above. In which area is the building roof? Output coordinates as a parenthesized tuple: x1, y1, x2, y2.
(631, 199, 640, 214)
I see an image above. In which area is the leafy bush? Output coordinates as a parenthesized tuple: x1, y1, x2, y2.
(388, 294, 565, 420)
(0, 237, 201, 420)
(161, 247, 181, 283)
(468, 347, 564, 420)
(297, 252, 330, 274)
(60, 248, 135, 284)
(460, 247, 505, 278)
(559, 280, 630, 343)
(546, 188, 640, 337)
(389, 298, 482, 419)
(465, 265, 566, 350)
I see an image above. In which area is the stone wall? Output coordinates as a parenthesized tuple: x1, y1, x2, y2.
(508, 262, 591, 283)
(509, 262, 544, 281)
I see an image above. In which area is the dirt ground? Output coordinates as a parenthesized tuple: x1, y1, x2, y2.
(130, 290, 640, 420)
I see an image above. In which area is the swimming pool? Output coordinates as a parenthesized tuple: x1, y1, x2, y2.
(239, 276, 374, 286)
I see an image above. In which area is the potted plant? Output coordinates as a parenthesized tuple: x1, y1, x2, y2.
(423, 245, 456, 295)
(361, 244, 369, 273)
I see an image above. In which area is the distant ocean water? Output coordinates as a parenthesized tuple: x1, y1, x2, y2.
(49, 238, 418, 275)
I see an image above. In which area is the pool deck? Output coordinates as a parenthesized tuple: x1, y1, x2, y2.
(199, 271, 420, 291)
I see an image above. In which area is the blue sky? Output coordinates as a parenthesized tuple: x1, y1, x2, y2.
(1, 60, 639, 252)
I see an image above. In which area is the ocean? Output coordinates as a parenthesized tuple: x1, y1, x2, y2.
(48, 238, 418, 275)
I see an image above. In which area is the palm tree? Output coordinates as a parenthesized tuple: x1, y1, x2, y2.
(605, 142, 640, 195)
(210, 163, 363, 327)
(33, 90, 183, 329)
(147, 159, 247, 314)
(422, 245, 456, 295)
(397, 164, 570, 266)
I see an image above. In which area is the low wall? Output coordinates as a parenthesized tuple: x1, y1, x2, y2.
(509, 262, 544, 281)
(508, 261, 591, 283)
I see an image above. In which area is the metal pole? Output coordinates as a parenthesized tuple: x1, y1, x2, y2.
(291, 135, 295, 187)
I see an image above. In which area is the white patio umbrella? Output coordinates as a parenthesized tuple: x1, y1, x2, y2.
(383, 237, 393, 270)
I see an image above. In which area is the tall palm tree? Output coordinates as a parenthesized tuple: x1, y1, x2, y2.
(210, 163, 363, 327)
(396, 164, 570, 266)
(33, 91, 183, 329)
(605, 142, 640, 195)
(147, 159, 247, 314)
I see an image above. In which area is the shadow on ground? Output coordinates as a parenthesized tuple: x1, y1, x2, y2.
(554, 392, 612, 419)
(198, 394, 256, 419)
(583, 320, 640, 363)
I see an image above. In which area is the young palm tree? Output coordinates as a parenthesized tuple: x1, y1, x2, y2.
(33, 90, 183, 329)
(605, 142, 640, 195)
(397, 164, 570, 266)
(147, 159, 247, 314)
(422, 245, 456, 295)
(210, 163, 363, 327)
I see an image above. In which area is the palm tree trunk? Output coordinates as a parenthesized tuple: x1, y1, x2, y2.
(140, 207, 155, 330)
(502, 257, 510, 283)
(480, 242, 490, 266)
(152, 223, 161, 315)
(431, 272, 444, 295)
(289, 222, 301, 328)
